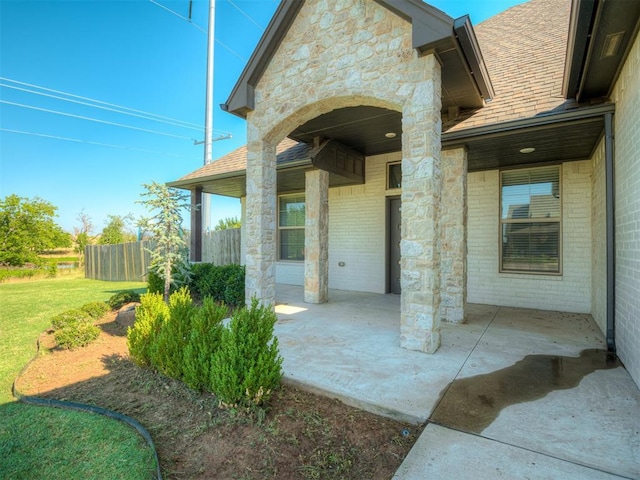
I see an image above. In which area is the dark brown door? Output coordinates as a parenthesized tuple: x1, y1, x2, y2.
(389, 198, 401, 294)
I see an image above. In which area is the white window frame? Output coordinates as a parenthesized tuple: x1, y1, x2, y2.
(278, 193, 305, 262)
(499, 165, 562, 275)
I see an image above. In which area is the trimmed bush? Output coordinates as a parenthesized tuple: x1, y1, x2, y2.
(55, 321, 100, 349)
(182, 297, 227, 391)
(208, 298, 282, 409)
(80, 301, 110, 319)
(107, 290, 141, 310)
(148, 287, 194, 379)
(127, 291, 168, 368)
(51, 309, 91, 330)
(190, 263, 245, 306)
(146, 270, 166, 296)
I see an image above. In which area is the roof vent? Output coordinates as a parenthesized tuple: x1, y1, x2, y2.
(601, 31, 625, 59)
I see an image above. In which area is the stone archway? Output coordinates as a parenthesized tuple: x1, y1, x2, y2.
(243, 0, 445, 353)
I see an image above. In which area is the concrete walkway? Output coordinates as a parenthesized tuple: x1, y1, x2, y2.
(274, 285, 640, 480)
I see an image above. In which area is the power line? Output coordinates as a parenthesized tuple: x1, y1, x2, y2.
(149, 0, 207, 33)
(148, 0, 247, 62)
(0, 77, 233, 136)
(0, 128, 184, 158)
(0, 83, 204, 132)
(1, 100, 196, 140)
(0, 77, 202, 130)
(227, 0, 264, 31)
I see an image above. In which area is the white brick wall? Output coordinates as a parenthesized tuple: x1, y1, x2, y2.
(265, 152, 400, 293)
(611, 31, 640, 388)
(467, 162, 592, 313)
(328, 152, 399, 293)
(590, 140, 606, 335)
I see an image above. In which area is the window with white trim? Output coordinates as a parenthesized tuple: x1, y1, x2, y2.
(500, 166, 561, 273)
(278, 194, 305, 261)
(387, 161, 402, 189)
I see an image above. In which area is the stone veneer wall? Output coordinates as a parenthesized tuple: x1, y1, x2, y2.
(610, 31, 640, 388)
(440, 148, 467, 323)
(245, 0, 446, 352)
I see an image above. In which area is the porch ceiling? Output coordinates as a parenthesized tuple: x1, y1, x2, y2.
(197, 166, 356, 198)
(442, 104, 613, 171)
(289, 106, 402, 156)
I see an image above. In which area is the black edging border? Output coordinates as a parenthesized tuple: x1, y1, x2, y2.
(12, 335, 163, 480)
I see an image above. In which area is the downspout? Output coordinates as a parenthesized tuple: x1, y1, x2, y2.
(604, 112, 616, 354)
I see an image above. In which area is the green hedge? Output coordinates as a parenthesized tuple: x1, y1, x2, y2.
(189, 263, 245, 306)
(127, 289, 281, 409)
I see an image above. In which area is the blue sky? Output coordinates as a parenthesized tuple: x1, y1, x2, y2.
(0, 0, 525, 234)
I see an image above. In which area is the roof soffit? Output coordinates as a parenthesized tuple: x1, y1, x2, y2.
(222, 0, 493, 118)
(564, 0, 640, 101)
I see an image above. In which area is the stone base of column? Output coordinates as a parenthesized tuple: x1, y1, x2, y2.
(400, 328, 441, 353)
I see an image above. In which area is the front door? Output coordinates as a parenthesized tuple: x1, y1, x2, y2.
(389, 197, 401, 294)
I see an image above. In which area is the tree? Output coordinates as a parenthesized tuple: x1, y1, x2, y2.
(73, 209, 94, 266)
(214, 216, 241, 231)
(98, 214, 135, 245)
(138, 182, 193, 303)
(0, 194, 71, 266)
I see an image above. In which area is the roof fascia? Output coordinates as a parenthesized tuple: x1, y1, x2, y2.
(563, 0, 597, 99)
(372, 0, 453, 51)
(223, 0, 493, 117)
(564, 0, 640, 101)
(453, 15, 495, 102)
(221, 0, 305, 118)
(442, 103, 615, 145)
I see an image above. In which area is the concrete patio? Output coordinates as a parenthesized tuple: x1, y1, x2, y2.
(274, 285, 640, 479)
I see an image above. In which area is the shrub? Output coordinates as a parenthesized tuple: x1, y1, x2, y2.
(190, 263, 245, 306)
(55, 321, 101, 349)
(146, 270, 165, 296)
(127, 291, 168, 368)
(208, 298, 282, 409)
(182, 297, 227, 391)
(107, 290, 141, 310)
(223, 265, 245, 306)
(0, 268, 43, 282)
(148, 287, 195, 379)
(80, 301, 110, 319)
(51, 309, 91, 330)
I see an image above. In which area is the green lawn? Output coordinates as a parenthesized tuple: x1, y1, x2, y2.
(0, 277, 157, 479)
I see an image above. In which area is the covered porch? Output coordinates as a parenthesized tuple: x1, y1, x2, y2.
(274, 284, 640, 479)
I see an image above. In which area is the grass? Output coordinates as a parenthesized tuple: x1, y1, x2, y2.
(0, 404, 155, 480)
(0, 276, 156, 479)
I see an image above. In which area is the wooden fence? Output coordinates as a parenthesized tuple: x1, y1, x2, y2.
(84, 229, 241, 281)
(85, 241, 152, 282)
(203, 228, 241, 265)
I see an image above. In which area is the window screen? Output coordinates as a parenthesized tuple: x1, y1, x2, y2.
(278, 194, 305, 261)
(500, 166, 561, 273)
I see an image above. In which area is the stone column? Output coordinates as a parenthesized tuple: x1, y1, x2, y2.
(304, 168, 329, 304)
(400, 54, 442, 353)
(441, 147, 467, 324)
(245, 130, 277, 307)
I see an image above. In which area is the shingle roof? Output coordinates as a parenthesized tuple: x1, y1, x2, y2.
(444, 0, 574, 132)
(176, 137, 310, 182)
(177, 0, 574, 182)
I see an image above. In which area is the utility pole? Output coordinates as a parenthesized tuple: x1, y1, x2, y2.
(202, 0, 215, 234)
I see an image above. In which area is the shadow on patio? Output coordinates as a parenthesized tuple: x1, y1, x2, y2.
(274, 284, 640, 479)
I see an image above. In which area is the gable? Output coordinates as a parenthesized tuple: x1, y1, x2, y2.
(222, 0, 493, 118)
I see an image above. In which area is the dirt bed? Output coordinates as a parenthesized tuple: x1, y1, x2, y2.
(16, 312, 422, 479)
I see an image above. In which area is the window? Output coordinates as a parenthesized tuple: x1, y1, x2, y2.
(387, 162, 402, 189)
(279, 194, 305, 261)
(500, 166, 561, 273)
